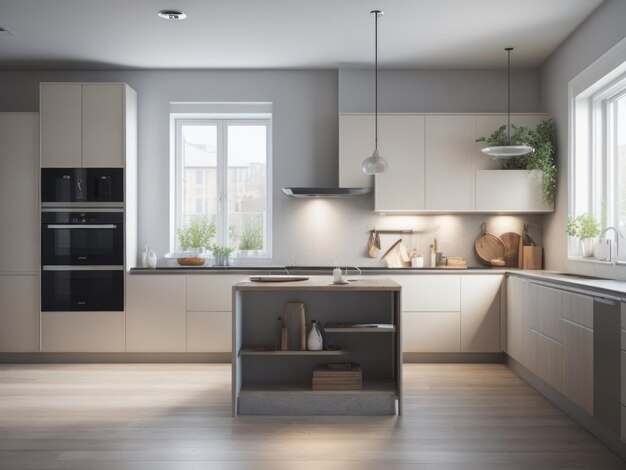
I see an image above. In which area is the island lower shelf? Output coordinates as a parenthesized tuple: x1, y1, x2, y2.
(238, 379, 398, 416)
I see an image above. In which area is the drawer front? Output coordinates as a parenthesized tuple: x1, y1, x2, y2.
(561, 291, 593, 329)
(186, 275, 245, 312)
(531, 329, 562, 392)
(187, 311, 232, 352)
(622, 329, 626, 351)
(529, 283, 562, 342)
(390, 275, 460, 312)
(41, 311, 125, 352)
(622, 351, 626, 405)
(622, 302, 626, 329)
(402, 311, 461, 352)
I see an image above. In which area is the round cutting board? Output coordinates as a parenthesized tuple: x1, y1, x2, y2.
(475, 224, 505, 265)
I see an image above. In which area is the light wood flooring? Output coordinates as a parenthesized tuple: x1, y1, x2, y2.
(0, 363, 624, 470)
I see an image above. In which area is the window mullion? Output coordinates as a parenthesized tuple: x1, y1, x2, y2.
(217, 121, 228, 248)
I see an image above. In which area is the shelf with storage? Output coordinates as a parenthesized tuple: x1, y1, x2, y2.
(232, 277, 402, 416)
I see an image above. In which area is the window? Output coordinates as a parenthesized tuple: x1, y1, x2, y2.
(569, 38, 626, 262)
(171, 107, 272, 258)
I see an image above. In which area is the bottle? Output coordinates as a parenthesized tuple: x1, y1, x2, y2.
(307, 320, 323, 351)
(333, 267, 343, 283)
(141, 245, 150, 267)
(147, 249, 157, 269)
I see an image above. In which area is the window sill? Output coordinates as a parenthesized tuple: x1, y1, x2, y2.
(568, 256, 622, 266)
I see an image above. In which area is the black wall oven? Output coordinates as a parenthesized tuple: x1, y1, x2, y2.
(41, 168, 123, 205)
(41, 167, 125, 312)
(41, 211, 124, 265)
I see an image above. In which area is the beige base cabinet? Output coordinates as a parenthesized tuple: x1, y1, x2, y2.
(403, 311, 461, 352)
(461, 275, 502, 352)
(0, 275, 40, 352)
(126, 275, 186, 352)
(185, 274, 242, 352)
(530, 329, 563, 391)
(41, 312, 125, 352)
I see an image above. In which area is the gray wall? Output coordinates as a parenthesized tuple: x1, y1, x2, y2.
(540, 0, 626, 280)
(339, 68, 541, 113)
(0, 68, 542, 267)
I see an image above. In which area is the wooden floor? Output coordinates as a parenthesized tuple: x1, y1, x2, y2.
(0, 363, 624, 470)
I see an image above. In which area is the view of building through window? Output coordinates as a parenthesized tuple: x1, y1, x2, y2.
(177, 119, 269, 256)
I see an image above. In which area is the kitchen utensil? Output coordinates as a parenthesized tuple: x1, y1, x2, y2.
(382, 239, 409, 268)
(286, 303, 306, 351)
(368, 230, 381, 258)
(500, 232, 521, 267)
(490, 258, 506, 267)
(475, 223, 505, 265)
(447, 257, 467, 268)
(522, 246, 542, 270)
(249, 275, 309, 282)
(522, 223, 536, 246)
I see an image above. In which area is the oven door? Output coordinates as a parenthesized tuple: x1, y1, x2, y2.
(41, 222, 124, 265)
(41, 168, 123, 204)
(41, 267, 124, 312)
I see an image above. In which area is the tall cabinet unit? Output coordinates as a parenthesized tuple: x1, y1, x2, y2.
(0, 113, 40, 352)
(39, 82, 137, 353)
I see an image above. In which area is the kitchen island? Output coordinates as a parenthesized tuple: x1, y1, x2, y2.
(232, 276, 402, 416)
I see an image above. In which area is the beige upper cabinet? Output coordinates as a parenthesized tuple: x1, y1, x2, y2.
(40, 83, 128, 168)
(40, 83, 82, 168)
(82, 84, 125, 167)
(425, 115, 476, 211)
(375, 115, 425, 212)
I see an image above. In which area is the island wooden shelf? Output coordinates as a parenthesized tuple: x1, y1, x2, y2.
(324, 327, 396, 333)
(232, 276, 402, 416)
(239, 349, 346, 356)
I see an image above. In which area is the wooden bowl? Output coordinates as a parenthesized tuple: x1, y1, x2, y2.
(176, 257, 206, 267)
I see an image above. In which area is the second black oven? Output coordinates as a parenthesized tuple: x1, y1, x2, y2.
(41, 211, 124, 265)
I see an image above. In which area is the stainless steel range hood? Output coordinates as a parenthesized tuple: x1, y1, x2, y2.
(282, 187, 371, 198)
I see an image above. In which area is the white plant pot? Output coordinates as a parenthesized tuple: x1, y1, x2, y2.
(580, 238, 597, 258)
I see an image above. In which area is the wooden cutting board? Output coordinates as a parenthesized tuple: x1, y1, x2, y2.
(500, 232, 521, 267)
(249, 275, 309, 282)
(475, 224, 505, 265)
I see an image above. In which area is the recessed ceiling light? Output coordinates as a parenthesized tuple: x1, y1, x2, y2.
(158, 10, 187, 20)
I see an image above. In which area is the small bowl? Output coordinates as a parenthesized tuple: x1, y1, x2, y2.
(176, 257, 206, 267)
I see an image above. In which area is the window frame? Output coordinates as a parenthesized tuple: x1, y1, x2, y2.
(169, 111, 273, 259)
(568, 37, 626, 262)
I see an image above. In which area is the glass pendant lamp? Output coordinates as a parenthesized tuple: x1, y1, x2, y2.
(481, 47, 534, 159)
(362, 9, 389, 174)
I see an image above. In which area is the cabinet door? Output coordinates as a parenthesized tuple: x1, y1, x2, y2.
(0, 114, 39, 273)
(475, 170, 554, 212)
(40, 83, 82, 168)
(338, 114, 374, 189)
(403, 311, 460, 352)
(0, 275, 39, 352)
(506, 276, 524, 361)
(461, 275, 502, 352)
(82, 84, 125, 168)
(41, 311, 125, 352)
(562, 319, 593, 415)
(425, 115, 476, 210)
(126, 275, 186, 352)
(375, 115, 425, 211)
(531, 329, 562, 391)
(187, 311, 231, 352)
(562, 291, 593, 329)
(186, 274, 244, 312)
(389, 275, 460, 312)
(529, 283, 562, 342)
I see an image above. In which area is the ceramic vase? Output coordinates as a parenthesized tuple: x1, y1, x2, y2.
(307, 320, 323, 351)
(580, 238, 596, 258)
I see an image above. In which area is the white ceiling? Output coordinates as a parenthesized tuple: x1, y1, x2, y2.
(0, 0, 605, 70)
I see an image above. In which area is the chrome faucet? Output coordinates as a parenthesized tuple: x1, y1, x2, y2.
(599, 226, 625, 263)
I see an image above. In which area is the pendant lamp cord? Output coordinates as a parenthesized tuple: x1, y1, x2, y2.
(373, 10, 379, 151)
(506, 47, 512, 145)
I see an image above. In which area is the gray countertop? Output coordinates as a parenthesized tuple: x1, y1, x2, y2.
(129, 265, 626, 300)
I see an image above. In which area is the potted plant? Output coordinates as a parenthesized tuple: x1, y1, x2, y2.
(211, 244, 234, 267)
(175, 217, 216, 266)
(566, 214, 601, 257)
(476, 119, 557, 203)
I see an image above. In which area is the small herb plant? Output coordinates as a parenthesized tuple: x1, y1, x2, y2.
(566, 214, 601, 240)
(176, 217, 216, 251)
(210, 244, 234, 258)
(476, 119, 557, 203)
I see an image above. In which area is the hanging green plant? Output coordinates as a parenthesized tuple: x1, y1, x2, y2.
(476, 119, 557, 203)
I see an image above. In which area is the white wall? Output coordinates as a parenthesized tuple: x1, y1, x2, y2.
(540, 0, 626, 280)
(0, 68, 542, 267)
